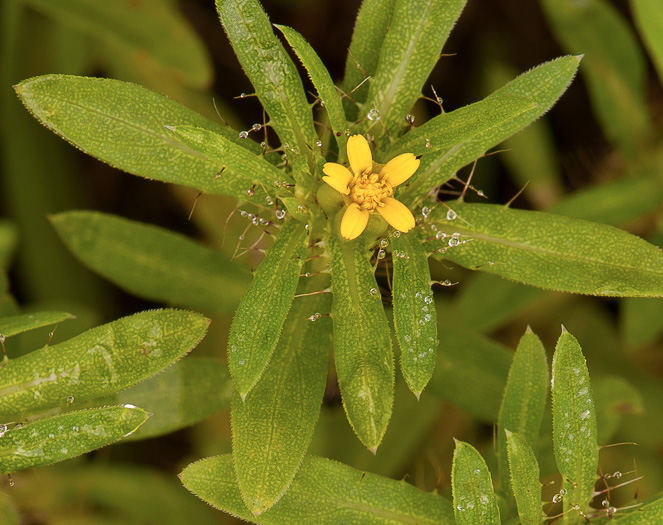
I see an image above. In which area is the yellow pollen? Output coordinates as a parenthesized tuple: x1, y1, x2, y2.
(349, 175, 393, 211)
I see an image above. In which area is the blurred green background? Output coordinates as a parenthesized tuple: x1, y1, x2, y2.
(2, 0, 663, 523)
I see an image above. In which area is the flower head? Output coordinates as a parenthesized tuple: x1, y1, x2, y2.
(322, 135, 419, 240)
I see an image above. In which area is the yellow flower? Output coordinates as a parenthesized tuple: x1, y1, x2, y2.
(322, 135, 419, 240)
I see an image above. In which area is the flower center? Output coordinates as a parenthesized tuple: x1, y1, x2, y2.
(349, 173, 393, 211)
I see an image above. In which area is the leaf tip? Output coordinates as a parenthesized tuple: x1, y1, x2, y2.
(369, 446, 378, 455)
(239, 392, 247, 402)
(525, 325, 533, 333)
(560, 324, 568, 334)
(575, 54, 584, 62)
(252, 509, 263, 517)
(165, 125, 176, 132)
(413, 390, 422, 401)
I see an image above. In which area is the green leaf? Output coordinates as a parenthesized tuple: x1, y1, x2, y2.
(428, 202, 663, 297)
(329, 236, 393, 452)
(228, 219, 308, 398)
(180, 454, 454, 524)
(612, 495, 663, 523)
(0, 490, 19, 525)
(342, 0, 396, 120)
(391, 55, 581, 203)
(621, 296, 663, 348)
(391, 233, 437, 398)
(540, 0, 650, 158)
(497, 329, 548, 496)
(232, 282, 331, 515)
(0, 311, 74, 338)
(92, 358, 232, 441)
(215, 0, 317, 152)
(15, 75, 263, 200)
(166, 125, 287, 199)
(551, 329, 598, 516)
(0, 221, 17, 270)
(363, 0, 465, 139)
(451, 440, 500, 525)
(0, 309, 209, 421)
(51, 211, 249, 315)
(428, 329, 512, 422)
(0, 405, 149, 473)
(22, 0, 212, 88)
(631, 0, 663, 84)
(275, 24, 348, 155)
(505, 430, 543, 525)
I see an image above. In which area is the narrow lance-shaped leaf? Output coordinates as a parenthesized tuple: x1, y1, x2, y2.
(552, 329, 598, 517)
(15, 75, 263, 200)
(392, 233, 437, 398)
(427, 202, 663, 297)
(390, 55, 580, 204)
(215, 0, 317, 153)
(22, 0, 212, 88)
(330, 235, 394, 453)
(51, 211, 250, 315)
(505, 430, 543, 525)
(497, 328, 548, 496)
(611, 495, 663, 524)
(90, 358, 232, 442)
(180, 455, 455, 524)
(363, 0, 466, 139)
(275, 24, 348, 156)
(0, 311, 74, 338)
(0, 310, 210, 421)
(631, 0, 663, 85)
(342, 0, 396, 120)
(228, 219, 308, 398)
(0, 221, 17, 270)
(0, 405, 149, 473)
(232, 278, 331, 516)
(451, 439, 500, 525)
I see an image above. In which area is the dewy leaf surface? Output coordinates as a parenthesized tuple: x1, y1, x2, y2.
(451, 440, 500, 525)
(215, 0, 317, 152)
(497, 329, 548, 495)
(391, 233, 437, 398)
(51, 211, 249, 315)
(329, 236, 394, 452)
(363, 0, 465, 139)
(0, 311, 74, 338)
(180, 454, 454, 524)
(15, 75, 262, 200)
(228, 219, 308, 397)
(552, 329, 598, 516)
(0, 405, 149, 473)
(232, 281, 331, 516)
(0, 310, 209, 421)
(428, 202, 663, 297)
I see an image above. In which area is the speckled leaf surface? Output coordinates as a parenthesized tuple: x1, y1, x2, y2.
(0, 310, 209, 421)
(228, 220, 308, 398)
(15, 75, 261, 200)
(330, 236, 393, 452)
(552, 330, 598, 516)
(0, 405, 149, 473)
(505, 430, 543, 525)
(180, 454, 454, 524)
(391, 233, 437, 398)
(428, 202, 663, 297)
(0, 311, 74, 338)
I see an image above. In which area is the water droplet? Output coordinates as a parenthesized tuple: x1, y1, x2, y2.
(275, 209, 286, 220)
(367, 108, 380, 121)
(435, 231, 446, 240)
(480, 495, 489, 505)
(320, 100, 325, 107)
(424, 296, 433, 304)
(239, 131, 249, 139)
(392, 230, 401, 238)
(369, 288, 379, 296)
(315, 140, 323, 147)
(553, 494, 563, 503)
(48, 433, 55, 439)
(476, 190, 485, 197)
(424, 314, 432, 322)
(573, 367, 581, 375)
(580, 409, 590, 420)
(273, 181, 281, 188)
(72, 426, 79, 432)
(379, 239, 388, 248)
(406, 114, 415, 124)
(404, 335, 411, 343)
(602, 499, 610, 508)
(446, 209, 457, 220)
(66, 395, 74, 405)
(425, 138, 432, 149)
(560, 489, 567, 496)
(421, 206, 431, 218)
(466, 502, 474, 510)
(0, 334, 5, 344)
(377, 249, 386, 259)
(613, 471, 622, 479)
(308, 312, 321, 322)
(252, 123, 262, 132)
(607, 506, 617, 517)
(448, 236, 460, 247)
(260, 141, 266, 148)
(578, 387, 588, 396)
(0, 424, 7, 438)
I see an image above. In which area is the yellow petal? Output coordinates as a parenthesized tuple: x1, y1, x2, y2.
(376, 197, 415, 232)
(340, 203, 369, 240)
(379, 153, 420, 187)
(322, 162, 353, 195)
(347, 135, 373, 175)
